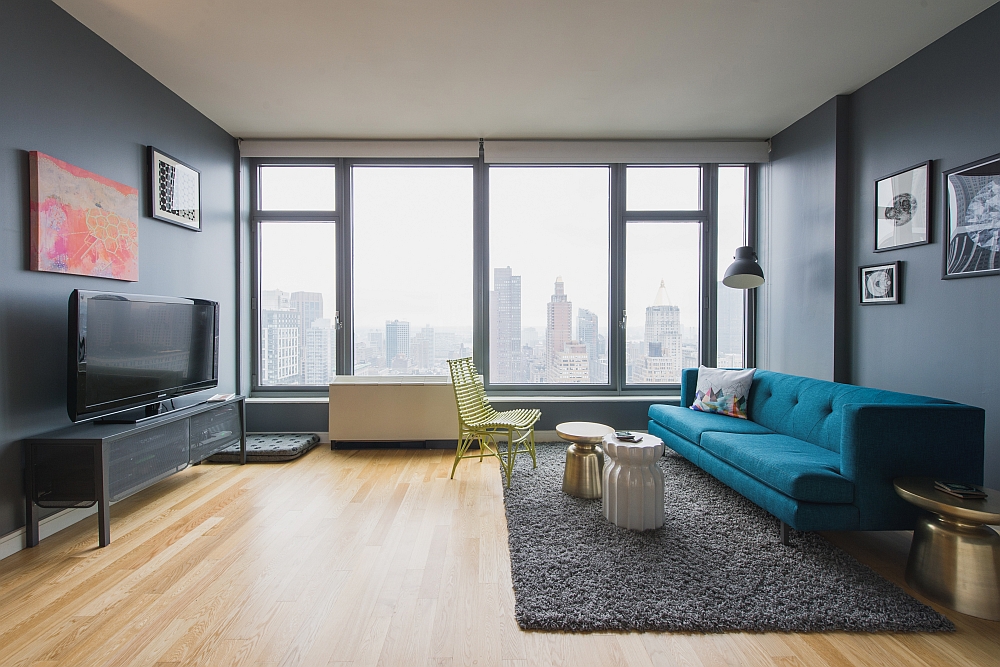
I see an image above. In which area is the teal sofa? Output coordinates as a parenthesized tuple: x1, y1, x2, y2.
(648, 369, 985, 541)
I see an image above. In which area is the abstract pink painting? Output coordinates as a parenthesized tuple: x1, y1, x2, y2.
(29, 151, 139, 281)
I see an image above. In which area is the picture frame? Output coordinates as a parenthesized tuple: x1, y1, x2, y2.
(874, 161, 929, 252)
(860, 261, 900, 305)
(943, 152, 1000, 279)
(149, 147, 201, 231)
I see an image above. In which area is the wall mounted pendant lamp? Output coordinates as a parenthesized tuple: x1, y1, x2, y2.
(722, 246, 765, 289)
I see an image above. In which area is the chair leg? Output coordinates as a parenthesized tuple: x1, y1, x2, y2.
(528, 428, 537, 469)
(451, 433, 470, 480)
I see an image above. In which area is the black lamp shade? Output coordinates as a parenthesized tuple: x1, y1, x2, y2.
(723, 246, 765, 289)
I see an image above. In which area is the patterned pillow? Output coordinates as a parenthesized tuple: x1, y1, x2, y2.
(690, 366, 755, 419)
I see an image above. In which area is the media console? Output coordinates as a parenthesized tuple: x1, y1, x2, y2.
(24, 396, 245, 548)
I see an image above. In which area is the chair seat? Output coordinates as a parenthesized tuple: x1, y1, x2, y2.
(468, 408, 541, 430)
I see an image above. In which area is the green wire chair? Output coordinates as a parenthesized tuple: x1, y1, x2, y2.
(446, 357, 541, 488)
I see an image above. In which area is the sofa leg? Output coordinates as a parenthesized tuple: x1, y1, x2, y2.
(780, 521, 791, 546)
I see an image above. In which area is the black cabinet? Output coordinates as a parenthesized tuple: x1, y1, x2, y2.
(24, 397, 245, 547)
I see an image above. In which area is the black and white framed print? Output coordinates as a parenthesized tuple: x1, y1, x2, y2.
(149, 147, 201, 231)
(860, 261, 900, 305)
(875, 162, 929, 252)
(944, 152, 1000, 278)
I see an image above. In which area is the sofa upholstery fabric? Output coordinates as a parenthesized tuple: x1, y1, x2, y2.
(699, 432, 854, 503)
(647, 368, 984, 532)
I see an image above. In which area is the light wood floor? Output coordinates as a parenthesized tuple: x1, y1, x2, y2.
(1, 447, 998, 667)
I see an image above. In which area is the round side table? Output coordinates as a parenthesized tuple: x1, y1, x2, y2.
(602, 433, 664, 530)
(893, 477, 1000, 620)
(556, 422, 614, 498)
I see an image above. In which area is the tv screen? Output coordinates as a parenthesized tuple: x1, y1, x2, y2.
(69, 291, 219, 421)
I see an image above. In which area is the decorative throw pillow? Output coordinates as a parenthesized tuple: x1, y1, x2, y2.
(690, 366, 755, 419)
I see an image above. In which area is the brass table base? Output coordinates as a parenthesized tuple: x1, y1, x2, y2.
(562, 444, 604, 499)
(905, 513, 1000, 620)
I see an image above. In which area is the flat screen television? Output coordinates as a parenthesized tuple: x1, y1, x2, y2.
(68, 290, 219, 422)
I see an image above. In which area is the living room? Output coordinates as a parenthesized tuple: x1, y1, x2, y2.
(2, 0, 999, 664)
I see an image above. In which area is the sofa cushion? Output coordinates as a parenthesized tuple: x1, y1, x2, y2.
(700, 432, 854, 504)
(649, 404, 773, 445)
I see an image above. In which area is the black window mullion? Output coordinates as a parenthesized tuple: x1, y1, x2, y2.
(703, 164, 719, 368)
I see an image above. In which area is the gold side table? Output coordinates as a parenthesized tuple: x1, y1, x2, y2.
(893, 477, 1000, 620)
(556, 422, 614, 499)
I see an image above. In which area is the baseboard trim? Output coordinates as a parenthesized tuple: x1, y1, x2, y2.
(0, 505, 98, 561)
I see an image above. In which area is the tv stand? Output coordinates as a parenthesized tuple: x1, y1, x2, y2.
(24, 396, 245, 548)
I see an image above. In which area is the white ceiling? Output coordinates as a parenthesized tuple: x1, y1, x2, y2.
(54, 0, 996, 140)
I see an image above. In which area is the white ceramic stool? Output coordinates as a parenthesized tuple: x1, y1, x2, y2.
(602, 433, 665, 530)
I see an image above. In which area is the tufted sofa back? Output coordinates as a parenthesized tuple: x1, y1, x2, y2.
(679, 368, 951, 454)
(746, 370, 949, 453)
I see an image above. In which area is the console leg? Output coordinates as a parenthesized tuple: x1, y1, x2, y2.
(780, 520, 791, 546)
(95, 443, 110, 547)
(24, 444, 39, 548)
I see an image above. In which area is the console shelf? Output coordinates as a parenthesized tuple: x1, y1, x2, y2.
(24, 396, 245, 548)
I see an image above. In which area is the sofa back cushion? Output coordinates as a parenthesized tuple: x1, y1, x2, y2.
(747, 370, 949, 453)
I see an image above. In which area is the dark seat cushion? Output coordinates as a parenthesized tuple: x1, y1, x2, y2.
(648, 404, 773, 446)
(700, 432, 854, 504)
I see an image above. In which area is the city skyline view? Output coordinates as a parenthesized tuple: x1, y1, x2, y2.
(258, 164, 746, 385)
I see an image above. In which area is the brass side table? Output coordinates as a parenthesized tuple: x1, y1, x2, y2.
(556, 422, 614, 498)
(893, 477, 1000, 620)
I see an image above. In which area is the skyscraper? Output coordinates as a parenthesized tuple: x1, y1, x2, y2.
(546, 276, 573, 382)
(385, 320, 410, 366)
(490, 266, 521, 383)
(291, 291, 323, 382)
(261, 309, 300, 384)
(411, 326, 435, 371)
(304, 318, 336, 384)
(641, 280, 682, 383)
(577, 308, 604, 383)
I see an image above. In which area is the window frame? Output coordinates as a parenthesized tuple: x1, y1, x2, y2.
(345, 157, 483, 377)
(250, 158, 344, 393)
(248, 157, 754, 397)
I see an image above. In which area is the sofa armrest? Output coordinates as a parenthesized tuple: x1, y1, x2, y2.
(840, 403, 985, 530)
(680, 368, 699, 408)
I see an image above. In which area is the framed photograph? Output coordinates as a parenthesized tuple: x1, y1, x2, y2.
(943, 152, 1000, 278)
(860, 262, 900, 305)
(149, 147, 201, 231)
(875, 161, 929, 251)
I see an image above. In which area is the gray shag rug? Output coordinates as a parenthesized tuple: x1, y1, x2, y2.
(207, 433, 320, 463)
(502, 443, 953, 633)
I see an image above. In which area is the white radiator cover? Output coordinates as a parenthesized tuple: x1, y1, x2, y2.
(328, 376, 459, 442)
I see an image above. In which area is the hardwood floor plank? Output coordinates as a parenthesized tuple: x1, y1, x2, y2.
(1, 447, 997, 667)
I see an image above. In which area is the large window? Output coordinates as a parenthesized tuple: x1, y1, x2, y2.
(255, 164, 339, 388)
(259, 222, 337, 385)
(489, 167, 610, 384)
(352, 166, 474, 375)
(623, 167, 704, 386)
(252, 158, 751, 392)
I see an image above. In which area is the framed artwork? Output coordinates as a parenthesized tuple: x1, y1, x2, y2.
(943, 152, 1000, 278)
(860, 261, 900, 305)
(29, 151, 139, 281)
(149, 147, 201, 231)
(875, 161, 929, 252)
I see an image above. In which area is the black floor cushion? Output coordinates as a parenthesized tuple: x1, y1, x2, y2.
(207, 433, 321, 463)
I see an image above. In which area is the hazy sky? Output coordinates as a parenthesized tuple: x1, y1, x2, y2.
(259, 164, 747, 343)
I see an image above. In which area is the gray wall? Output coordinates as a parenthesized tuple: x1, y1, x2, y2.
(848, 4, 1000, 487)
(758, 97, 849, 381)
(0, 0, 238, 536)
(760, 3, 1000, 487)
